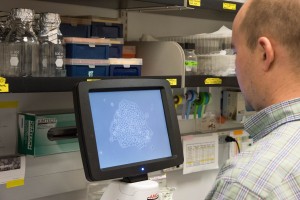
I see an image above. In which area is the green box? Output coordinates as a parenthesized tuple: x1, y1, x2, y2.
(18, 111, 79, 156)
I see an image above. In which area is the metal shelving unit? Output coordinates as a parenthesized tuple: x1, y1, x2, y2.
(1, 76, 182, 93)
(0, 75, 239, 93)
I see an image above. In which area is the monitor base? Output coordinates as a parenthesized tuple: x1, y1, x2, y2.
(100, 179, 160, 200)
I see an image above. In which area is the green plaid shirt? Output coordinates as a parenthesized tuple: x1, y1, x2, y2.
(206, 98, 300, 200)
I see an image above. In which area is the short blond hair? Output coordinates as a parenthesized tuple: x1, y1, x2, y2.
(240, 0, 300, 60)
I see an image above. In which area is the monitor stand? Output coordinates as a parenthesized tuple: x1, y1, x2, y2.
(100, 174, 160, 200)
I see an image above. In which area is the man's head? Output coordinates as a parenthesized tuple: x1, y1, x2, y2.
(232, 0, 300, 111)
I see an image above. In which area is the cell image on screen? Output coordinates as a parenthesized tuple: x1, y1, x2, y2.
(89, 90, 172, 169)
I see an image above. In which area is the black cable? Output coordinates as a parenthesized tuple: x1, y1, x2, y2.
(225, 136, 241, 153)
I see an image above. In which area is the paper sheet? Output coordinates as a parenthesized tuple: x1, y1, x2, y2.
(0, 155, 25, 186)
(183, 134, 219, 174)
(0, 101, 18, 156)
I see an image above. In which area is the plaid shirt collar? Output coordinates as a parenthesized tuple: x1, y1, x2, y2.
(245, 98, 300, 143)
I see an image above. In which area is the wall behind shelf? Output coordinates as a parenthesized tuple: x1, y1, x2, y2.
(127, 11, 233, 41)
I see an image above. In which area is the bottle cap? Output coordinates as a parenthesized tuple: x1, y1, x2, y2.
(184, 43, 195, 50)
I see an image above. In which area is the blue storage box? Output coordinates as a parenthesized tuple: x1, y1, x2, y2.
(60, 23, 90, 38)
(109, 39, 124, 58)
(60, 17, 91, 38)
(64, 37, 111, 59)
(91, 22, 123, 38)
(65, 59, 109, 77)
(109, 58, 142, 76)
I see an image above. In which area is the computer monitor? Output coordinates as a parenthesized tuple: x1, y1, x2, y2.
(73, 79, 183, 182)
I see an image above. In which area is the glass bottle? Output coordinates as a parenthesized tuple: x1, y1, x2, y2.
(184, 43, 198, 75)
(38, 12, 65, 77)
(4, 8, 39, 77)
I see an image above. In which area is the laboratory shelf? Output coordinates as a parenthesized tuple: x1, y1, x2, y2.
(36, 0, 242, 20)
(2, 76, 182, 93)
(1, 75, 239, 93)
(185, 75, 239, 88)
(187, 0, 243, 13)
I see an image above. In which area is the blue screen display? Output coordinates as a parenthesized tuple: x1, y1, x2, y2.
(89, 90, 172, 169)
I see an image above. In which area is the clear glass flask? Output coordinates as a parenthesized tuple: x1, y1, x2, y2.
(4, 8, 39, 77)
(38, 13, 65, 77)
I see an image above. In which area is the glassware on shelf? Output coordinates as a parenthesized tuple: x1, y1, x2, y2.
(4, 8, 39, 77)
(38, 12, 65, 77)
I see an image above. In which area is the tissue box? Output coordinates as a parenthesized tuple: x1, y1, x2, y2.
(18, 111, 79, 156)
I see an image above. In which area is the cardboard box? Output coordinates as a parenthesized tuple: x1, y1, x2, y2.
(222, 91, 245, 122)
(18, 111, 79, 156)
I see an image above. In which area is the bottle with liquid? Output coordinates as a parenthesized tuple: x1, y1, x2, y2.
(183, 43, 198, 75)
(38, 13, 65, 77)
(4, 8, 39, 77)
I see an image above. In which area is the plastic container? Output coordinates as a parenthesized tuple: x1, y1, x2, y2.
(211, 54, 236, 76)
(122, 46, 136, 58)
(90, 18, 123, 38)
(64, 37, 110, 59)
(109, 39, 124, 58)
(109, 58, 142, 76)
(60, 16, 91, 38)
(65, 58, 109, 77)
(197, 55, 212, 75)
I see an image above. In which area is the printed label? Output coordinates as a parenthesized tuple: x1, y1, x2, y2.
(185, 60, 198, 67)
(189, 0, 201, 7)
(166, 79, 177, 86)
(204, 78, 222, 85)
(223, 2, 237, 11)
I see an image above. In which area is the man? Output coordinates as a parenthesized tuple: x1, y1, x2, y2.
(206, 0, 300, 199)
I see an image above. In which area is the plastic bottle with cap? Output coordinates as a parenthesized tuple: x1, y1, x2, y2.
(4, 8, 39, 77)
(183, 43, 198, 75)
(38, 12, 65, 77)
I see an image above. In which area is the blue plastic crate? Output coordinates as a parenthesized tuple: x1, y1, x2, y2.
(66, 65, 109, 77)
(64, 38, 111, 59)
(60, 23, 90, 38)
(109, 44, 123, 58)
(65, 58, 110, 77)
(110, 65, 141, 76)
(91, 22, 123, 38)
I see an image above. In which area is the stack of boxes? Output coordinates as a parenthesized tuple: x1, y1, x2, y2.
(60, 16, 142, 77)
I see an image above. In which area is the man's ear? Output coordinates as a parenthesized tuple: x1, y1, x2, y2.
(258, 37, 274, 71)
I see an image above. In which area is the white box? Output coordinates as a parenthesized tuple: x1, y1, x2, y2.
(222, 91, 245, 122)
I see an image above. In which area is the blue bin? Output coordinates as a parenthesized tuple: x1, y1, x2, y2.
(109, 58, 142, 76)
(60, 23, 90, 38)
(64, 38, 111, 59)
(91, 22, 123, 38)
(65, 59, 110, 77)
(109, 44, 123, 58)
(109, 65, 141, 76)
(66, 65, 109, 77)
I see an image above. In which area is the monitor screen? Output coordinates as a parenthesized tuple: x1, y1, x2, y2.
(73, 79, 183, 181)
(89, 90, 172, 169)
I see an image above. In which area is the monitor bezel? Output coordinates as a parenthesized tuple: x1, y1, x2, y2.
(73, 79, 183, 181)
